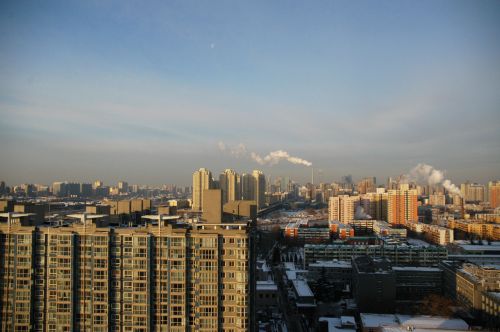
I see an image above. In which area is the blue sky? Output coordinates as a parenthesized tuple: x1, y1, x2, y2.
(1, 0, 499, 185)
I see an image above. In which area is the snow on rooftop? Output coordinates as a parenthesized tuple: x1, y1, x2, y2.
(340, 316, 356, 326)
(382, 328, 468, 332)
(360, 313, 398, 328)
(395, 315, 469, 330)
(392, 266, 441, 272)
(361, 314, 469, 331)
(458, 244, 500, 251)
(318, 317, 356, 332)
(406, 238, 431, 247)
(256, 280, 278, 291)
(488, 292, 500, 300)
(292, 279, 314, 298)
(285, 270, 297, 280)
(309, 260, 352, 268)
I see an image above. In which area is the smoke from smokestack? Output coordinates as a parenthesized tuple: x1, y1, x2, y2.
(218, 141, 312, 167)
(407, 163, 461, 196)
(355, 206, 371, 220)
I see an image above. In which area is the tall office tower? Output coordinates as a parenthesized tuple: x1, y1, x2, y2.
(460, 182, 485, 203)
(0, 212, 253, 332)
(490, 181, 500, 208)
(93, 180, 104, 189)
(387, 188, 418, 226)
(387, 177, 399, 190)
(192, 168, 214, 211)
(118, 181, 129, 194)
(80, 183, 93, 197)
(357, 177, 376, 194)
(240, 173, 255, 201)
(328, 195, 360, 223)
(283, 177, 290, 192)
(52, 181, 67, 197)
(219, 169, 241, 205)
(252, 170, 266, 210)
(367, 189, 388, 221)
(429, 193, 446, 206)
(65, 182, 81, 197)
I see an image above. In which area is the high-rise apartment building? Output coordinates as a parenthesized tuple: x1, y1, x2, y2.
(0, 213, 253, 331)
(219, 169, 241, 205)
(387, 187, 418, 226)
(240, 173, 255, 201)
(252, 170, 266, 210)
(489, 181, 500, 209)
(366, 188, 388, 221)
(461, 182, 485, 203)
(118, 181, 129, 194)
(52, 181, 66, 197)
(357, 177, 376, 194)
(429, 193, 446, 206)
(328, 195, 360, 223)
(239, 171, 266, 210)
(192, 168, 214, 211)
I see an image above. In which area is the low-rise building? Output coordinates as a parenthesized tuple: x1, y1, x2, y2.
(406, 221, 454, 245)
(304, 243, 447, 266)
(392, 266, 442, 301)
(447, 219, 500, 240)
(360, 313, 469, 332)
(256, 280, 278, 309)
(353, 256, 395, 313)
(440, 260, 500, 327)
(308, 260, 352, 291)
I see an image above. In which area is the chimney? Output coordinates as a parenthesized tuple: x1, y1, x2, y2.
(461, 197, 465, 219)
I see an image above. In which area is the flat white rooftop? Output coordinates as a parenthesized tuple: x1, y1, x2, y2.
(360, 313, 469, 331)
(292, 279, 314, 298)
(309, 260, 352, 268)
(392, 266, 441, 272)
(256, 280, 278, 292)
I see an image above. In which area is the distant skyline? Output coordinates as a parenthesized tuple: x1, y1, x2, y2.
(1, 0, 499, 185)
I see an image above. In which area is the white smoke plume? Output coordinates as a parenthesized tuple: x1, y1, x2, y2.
(408, 163, 461, 196)
(218, 142, 312, 167)
(355, 206, 372, 220)
(217, 141, 247, 158)
(251, 150, 312, 167)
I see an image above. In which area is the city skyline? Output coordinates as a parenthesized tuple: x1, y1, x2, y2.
(0, 164, 498, 189)
(1, 0, 500, 184)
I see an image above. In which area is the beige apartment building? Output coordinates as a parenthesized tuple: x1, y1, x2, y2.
(219, 169, 241, 205)
(0, 211, 253, 331)
(447, 219, 500, 240)
(328, 195, 360, 223)
(192, 168, 214, 212)
(366, 189, 388, 221)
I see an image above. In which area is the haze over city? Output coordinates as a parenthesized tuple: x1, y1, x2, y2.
(1, 0, 500, 185)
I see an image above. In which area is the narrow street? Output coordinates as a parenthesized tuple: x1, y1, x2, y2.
(272, 264, 305, 332)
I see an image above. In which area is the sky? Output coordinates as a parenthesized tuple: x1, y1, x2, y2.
(1, 0, 499, 186)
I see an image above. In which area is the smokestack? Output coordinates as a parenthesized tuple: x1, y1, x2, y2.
(461, 197, 465, 219)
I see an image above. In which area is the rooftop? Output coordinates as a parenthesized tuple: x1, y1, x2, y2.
(318, 317, 356, 332)
(256, 280, 278, 292)
(360, 313, 469, 331)
(392, 266, 441, 272)
(309, 260, 352, 268)
(292, 279, 314, 298)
